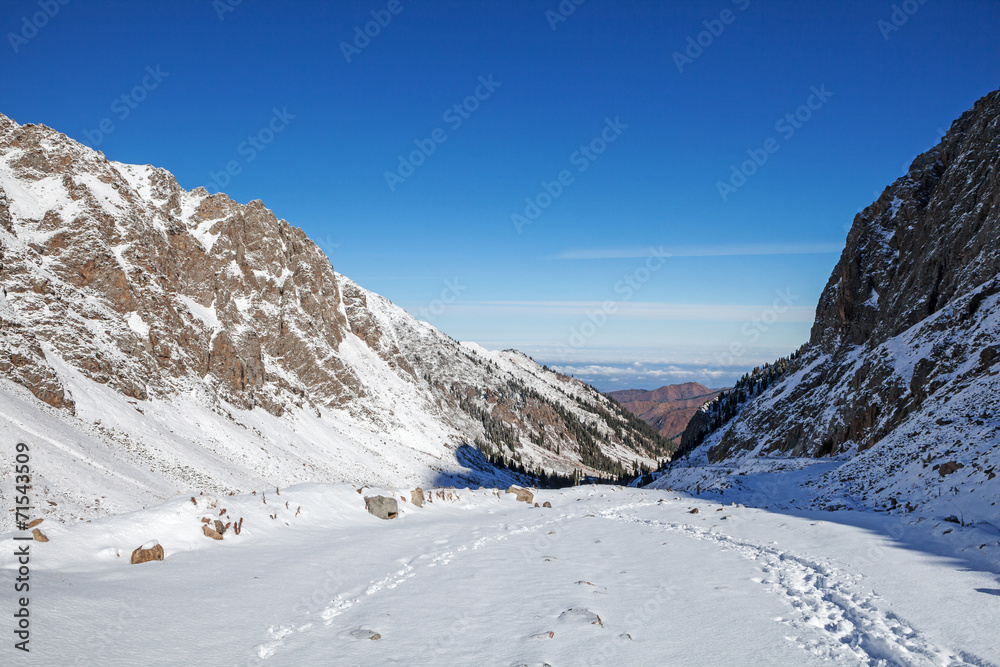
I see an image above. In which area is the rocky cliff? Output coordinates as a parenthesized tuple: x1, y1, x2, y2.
(0, 113, 666, 525)
(663, 89, 1000, 516)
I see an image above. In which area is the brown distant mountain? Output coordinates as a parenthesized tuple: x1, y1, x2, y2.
(607, 382, 726, 443)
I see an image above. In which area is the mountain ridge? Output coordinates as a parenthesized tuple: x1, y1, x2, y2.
(0, 112, 667, 529)
(662, 88, 1000, 520)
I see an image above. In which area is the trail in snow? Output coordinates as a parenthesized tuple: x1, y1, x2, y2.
(601, 508, 996, 667)
(255, 506, 602, 661)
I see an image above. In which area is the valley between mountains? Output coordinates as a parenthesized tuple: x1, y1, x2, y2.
(2, 87, 1000, 666)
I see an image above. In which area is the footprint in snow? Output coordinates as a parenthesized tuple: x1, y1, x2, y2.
(349, 628, 382, 641)
(558, 607, 603, 627)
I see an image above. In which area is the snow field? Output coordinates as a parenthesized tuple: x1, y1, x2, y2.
(2, 485, 996, 666)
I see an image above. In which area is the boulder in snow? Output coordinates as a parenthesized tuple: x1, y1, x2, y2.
(130, 541, 164, 564)
(506, 486, 534, 504)
(411, 487, 425, 508)
(937, 461, 964, 477)
(202, 524, 224, 540)
(365, 495, 399, 520)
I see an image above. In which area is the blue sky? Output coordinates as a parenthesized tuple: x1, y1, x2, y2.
(4, 0, 998, 390)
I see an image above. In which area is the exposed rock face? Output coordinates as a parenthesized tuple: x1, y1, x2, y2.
(608, 383, 725, 442)
(410, 487, 425, 508)
(0, 112, 668, 520)
(131, 541, 164, 564)
(0, 114, 348, 416)
(364, 495, 398, 520)
(670, 88, 1000, 512)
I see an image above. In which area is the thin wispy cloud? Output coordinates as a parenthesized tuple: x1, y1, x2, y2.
(555, 242, 843, 260)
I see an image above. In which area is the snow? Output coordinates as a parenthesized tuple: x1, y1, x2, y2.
(0, 163, 49, 220)
(126, 311, 150, 338)
(890, 196, 903, 218)
(0, 160, 77, 227)
(180, 188, 208, 225)
(459, 340, 494, 358)
(176, 295, 221, 332)
(1, 483, 996, 666)
(111, 243, 133, 273)
(233, 295, 252, 313)
(0, 324, 524, 533)
(113, 163, 155, 202)
(75, 172, 128, 217)
(192, 220, 221, 252)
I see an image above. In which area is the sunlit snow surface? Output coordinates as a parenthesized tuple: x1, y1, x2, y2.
(2, 481, 997, 666)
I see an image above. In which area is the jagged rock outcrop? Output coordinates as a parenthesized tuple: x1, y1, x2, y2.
(668, 88, 1000, 513)
(0, 114, 350, 416)
(0, 112, 668, 526)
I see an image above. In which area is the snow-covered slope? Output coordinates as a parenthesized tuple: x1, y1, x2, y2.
(0, 113, 666, 531)
(2, 483, 996, 665)
(659, 89, 1000, 525)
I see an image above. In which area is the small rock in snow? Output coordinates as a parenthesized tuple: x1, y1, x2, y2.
(130, 541, 164, 564)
